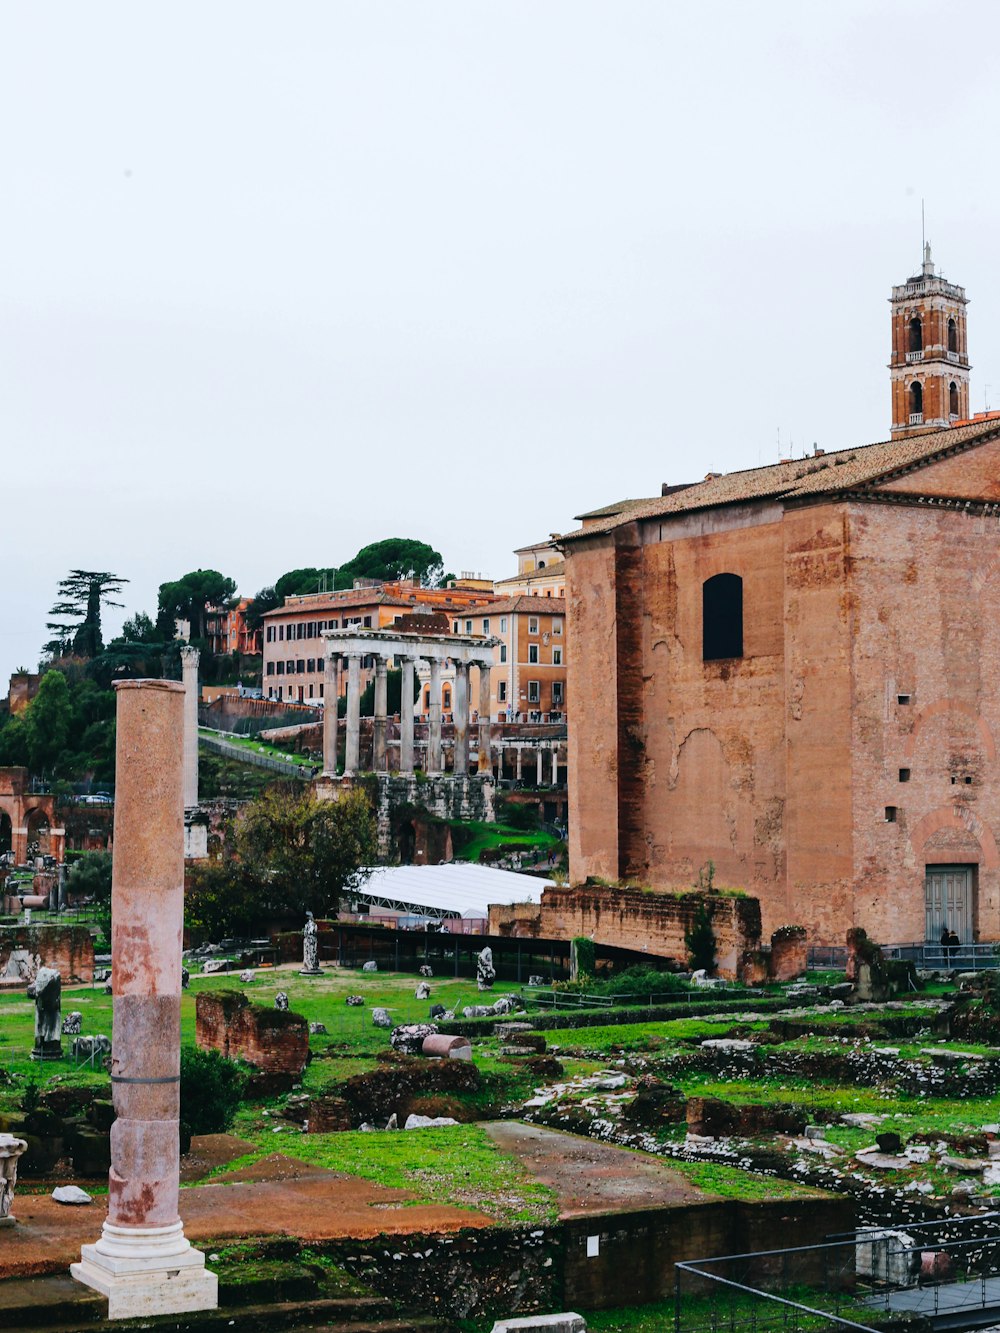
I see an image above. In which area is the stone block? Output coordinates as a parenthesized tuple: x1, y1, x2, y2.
(195, 989, 308, 1077)
(491, 1316, 586, 1333)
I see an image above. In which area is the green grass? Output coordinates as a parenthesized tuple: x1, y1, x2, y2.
(451, 820, 561, 863)
(670, 1159, 830, 1202)
(199, 728, 316, 768)
(208, 1123, 558, 1226)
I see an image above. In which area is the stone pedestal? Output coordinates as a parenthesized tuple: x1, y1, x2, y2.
(0, 1133, 27, 1226)
(72, 679, 217, 1318)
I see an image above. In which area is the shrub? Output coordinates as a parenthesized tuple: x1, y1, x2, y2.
(685, 901, 717, 974)
(571, 936, 596, 979)
(179, 1047, 248, 1136)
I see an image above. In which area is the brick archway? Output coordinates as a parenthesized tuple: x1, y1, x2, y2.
(908, 803, 1000, 870)
(901, 699, 997, 764)
(0, 769, 63, 866)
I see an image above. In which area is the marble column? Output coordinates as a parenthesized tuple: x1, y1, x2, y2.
(551, 748, 559, 785)
(344, 655, 362, 777)
(73, 680, 217, 1319)
(454, 661, 470, 776)
(400, 657, 415, 773)
(323, 653, 339, 777)
(427, 658, 443, 775)
(536, 747, 544, 786)
(477, 663, 492, 775)
(373, 659, 388, 772)
(516, 747, 523, 782)
(179, 647, 199, 809)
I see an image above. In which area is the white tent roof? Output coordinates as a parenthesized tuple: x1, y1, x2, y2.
(353, 863, 550, 919)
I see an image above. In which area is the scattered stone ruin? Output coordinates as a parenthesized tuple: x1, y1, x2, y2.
(0, 924, 94, 989)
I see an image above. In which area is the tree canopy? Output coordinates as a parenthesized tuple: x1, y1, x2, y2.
(157, 570, 237, 641)
(44, 570, 128, 659)
(184, 786, 376, 938)
(336, 538, 444, 589)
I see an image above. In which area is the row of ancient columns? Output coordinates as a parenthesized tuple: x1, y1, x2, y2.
(508, 743, 561, 786)
(324, 652, 492, 779)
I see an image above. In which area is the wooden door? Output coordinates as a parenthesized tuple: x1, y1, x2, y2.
(924, 865, 974, 943)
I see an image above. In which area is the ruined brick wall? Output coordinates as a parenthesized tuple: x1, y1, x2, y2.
(769, 926, 808, 981)
(847, 499, 1000, 944)
(0, 925, 94, 983)
(195, 989, 308, 1075)
(535, 884, 762, 978)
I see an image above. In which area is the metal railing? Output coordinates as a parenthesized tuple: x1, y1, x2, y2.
(198, 733, 310, 780)
(883, 940, 999, 971)
(676, 1214, 1000, 1333)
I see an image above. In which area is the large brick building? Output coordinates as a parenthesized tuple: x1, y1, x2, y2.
(562, 414, 1000, 949)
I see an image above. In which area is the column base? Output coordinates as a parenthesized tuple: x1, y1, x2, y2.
(72, 1220, 218, 1319)
(299, 968, 323, 977)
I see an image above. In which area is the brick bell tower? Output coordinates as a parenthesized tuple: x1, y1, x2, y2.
(890, 243, 970, 438)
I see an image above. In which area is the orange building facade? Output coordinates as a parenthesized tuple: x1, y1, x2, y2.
(563, 418, 1000, 949)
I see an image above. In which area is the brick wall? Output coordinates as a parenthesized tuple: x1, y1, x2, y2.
(0, 925, 94, 984)
(530, 883, 762, 979)
(195, 989, 308, 1076)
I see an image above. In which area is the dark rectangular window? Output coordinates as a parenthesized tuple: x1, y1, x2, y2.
(897, 693, 911, 705)
(899, 768, 910, 782)
(885, 806, 897, 823)
(703, 573, 743, 661)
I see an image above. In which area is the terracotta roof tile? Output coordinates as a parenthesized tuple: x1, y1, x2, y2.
(483, 595, 567, 616)
(559, 418, 1000, 543)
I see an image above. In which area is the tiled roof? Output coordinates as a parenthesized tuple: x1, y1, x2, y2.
(495, 560, 566, 585)
(483, 595, 567, 616)
(559, 417, 1000, 543)
(263, 590, 416, 618)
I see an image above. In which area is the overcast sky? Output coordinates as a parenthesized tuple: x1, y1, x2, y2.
(4, 2, 1000, 682)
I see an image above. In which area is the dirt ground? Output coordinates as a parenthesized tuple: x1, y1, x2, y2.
(2, 1136, 492, 1281)
(484, 1119, 719, 1217)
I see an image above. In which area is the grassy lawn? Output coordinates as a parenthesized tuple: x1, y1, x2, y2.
(451, 820, 561, 864)
(207, 1123, 558, 1226)
(199, 728, 315, 769)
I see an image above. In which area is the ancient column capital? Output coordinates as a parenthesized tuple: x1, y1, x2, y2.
(179, 646, 200, 665)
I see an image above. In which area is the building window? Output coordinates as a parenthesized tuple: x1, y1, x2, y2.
(553, 647, 563, 665)
(296, 660, 305, 674)
(482, 618, 490, 634)
(908, 317, 922, 353)
(498, 681, 507, 702)
(286, 660, 294, 674)
(266, 625, 273, 642)
(276, 661, 285, 675)
(499, 644, 507, 663)
(528, 680, 540, 703)
(948, 317, 958, 353)
(885, 806, 897, 823)
(363, 615, 372, 628)
(276, 685, 282, 699)
(552, 681, 564, 704)
(278, 625, 284, 641)
(317, 656, 324, 671)
(319, 683, 324, 697)
(899, 768, 911, 782)
(553, 618, 563, 635)
(909, 380, 923, 416)
(528, 617, 539, 634)
(443, 688, 451, 709)
(897, 693, 911, 705)
(465, 619, 473, 633)
(453, 621, 459, 633)
(528, 644, 539, 664)
(702, 573, 743, 661)
(308, 683, 314, 698)
(949, 380, 959, 417)
(266, 662, 275, 676)
(424, 687, 430, 709)
(500, 617, 507, 632)
(307, 658, 315, 673)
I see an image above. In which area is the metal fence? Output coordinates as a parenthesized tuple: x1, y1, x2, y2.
(675, 1213, 1000, 1333)
(198, 732, 309, 780)
(808, 941, 1000, 972)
